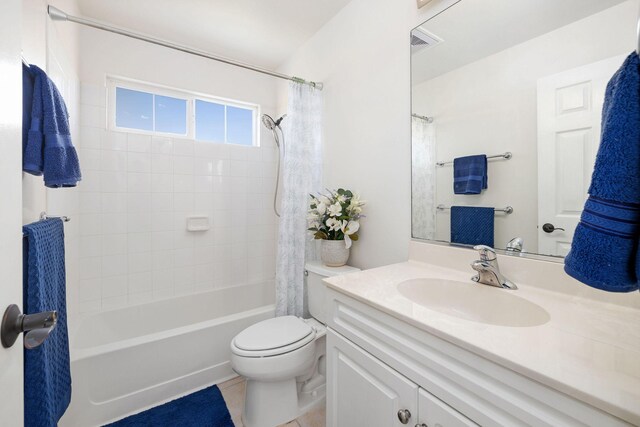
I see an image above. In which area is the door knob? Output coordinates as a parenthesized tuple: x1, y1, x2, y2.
(1, 304, 57, 349)
(542, 223, 565, 233)
(397, 409, 412, 424)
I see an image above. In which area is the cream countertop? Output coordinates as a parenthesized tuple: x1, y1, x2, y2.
(324, 242, 640, 425)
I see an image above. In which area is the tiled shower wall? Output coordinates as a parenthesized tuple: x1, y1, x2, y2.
(76, 83, 278, 314)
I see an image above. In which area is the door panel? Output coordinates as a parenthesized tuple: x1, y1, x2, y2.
(0, 0, 26, 425)
(327, 329, 418, 427)
(536, 55, 624, 256)
(417, 388, 477, 427)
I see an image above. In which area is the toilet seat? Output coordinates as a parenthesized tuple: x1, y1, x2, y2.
(231, 316, 316, 358)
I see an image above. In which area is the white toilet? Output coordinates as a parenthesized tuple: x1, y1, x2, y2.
(230, 261, 360, 427)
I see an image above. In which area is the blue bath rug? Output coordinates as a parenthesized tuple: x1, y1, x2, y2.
(104, 385, 234, 427)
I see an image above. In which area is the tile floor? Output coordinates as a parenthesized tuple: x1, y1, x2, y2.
(219, 376, 325, 427)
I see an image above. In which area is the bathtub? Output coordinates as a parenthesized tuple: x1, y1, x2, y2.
(60, 281, 274, 427)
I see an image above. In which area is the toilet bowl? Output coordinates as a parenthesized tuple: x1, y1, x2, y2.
(230, 261, 360, 427)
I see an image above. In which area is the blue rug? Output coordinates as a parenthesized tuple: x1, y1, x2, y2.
(104, 385, 235, 427)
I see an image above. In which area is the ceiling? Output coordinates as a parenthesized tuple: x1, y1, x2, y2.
(411, 0, 632, 84)
(77, 0, 352, 69)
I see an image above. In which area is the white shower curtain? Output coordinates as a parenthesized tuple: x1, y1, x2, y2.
(275, 82, 323, 317)
(411, 116, 436, 240)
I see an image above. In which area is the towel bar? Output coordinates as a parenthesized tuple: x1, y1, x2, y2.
(39, 211, 70, 222)
(437, 204, 513, 214)
(436, 152, 512, 167)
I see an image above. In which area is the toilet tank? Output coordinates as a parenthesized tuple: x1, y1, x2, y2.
(305, 261, 360, 324)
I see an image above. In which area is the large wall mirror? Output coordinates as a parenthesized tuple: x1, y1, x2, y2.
(411, 0, 639, 258)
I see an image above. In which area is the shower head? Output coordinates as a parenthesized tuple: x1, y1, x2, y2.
(262, 114, 277, 130)
(261, 114, 286, 130)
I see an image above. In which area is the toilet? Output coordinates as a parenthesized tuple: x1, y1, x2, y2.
(230, 261, 360, 427)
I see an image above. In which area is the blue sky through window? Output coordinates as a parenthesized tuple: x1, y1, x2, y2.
(195, 100, 225, 142)
(226, 106, 254, 146)
(115, 87, 153, 131)
(155, 95, 187, 134)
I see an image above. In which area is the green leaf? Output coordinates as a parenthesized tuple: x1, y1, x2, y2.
(314, 231, 328, 240)
(350, 233, 359, 241)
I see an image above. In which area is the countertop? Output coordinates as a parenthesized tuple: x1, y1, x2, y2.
(324, 257, 640, 425)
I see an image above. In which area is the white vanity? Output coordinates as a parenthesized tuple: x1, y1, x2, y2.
(323, 242, 640, 427)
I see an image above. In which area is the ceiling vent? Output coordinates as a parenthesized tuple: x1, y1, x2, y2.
(411, 27, 442, 53)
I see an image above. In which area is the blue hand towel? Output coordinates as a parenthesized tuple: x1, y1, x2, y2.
(453, 155, 487, 194)
(23, 64, 81, 188)
(450, 206, 494, 247)
(564, 52, 640, 293)
(23, 219, 72, 427)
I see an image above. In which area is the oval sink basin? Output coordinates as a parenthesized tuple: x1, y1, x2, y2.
(397, 278, 550, 327)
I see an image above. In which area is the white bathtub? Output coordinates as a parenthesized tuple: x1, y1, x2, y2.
(60, 282, 274, 426)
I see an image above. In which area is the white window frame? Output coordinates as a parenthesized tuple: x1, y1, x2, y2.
(106, 76, 261, 147)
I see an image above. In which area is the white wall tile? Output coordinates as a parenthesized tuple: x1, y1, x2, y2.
(152, 193, 173, 212)
(151, 136, 173, 154)
(102, 234, 127, 256)
(173, 156, 194, 175)
(172, 138, 194, 156)
(101, 150, 127, 172)
(151, 174, 173, 192)
(103, 131, 128, 151)
(79, 278, 102, 302)
(81, 105, 105, 128)
(128, 271, 152, 294)
(127, 172, 152, 193)
(100, 171, 127, 192)
(127, 152, 151, 173)
(101, 193, 127, 213)
(127, 133, 152, 153)
(79, 126, 104, 150)
(128, 232, 151, 253)
(102, 255, 128, 278)
(102, 276, 127, 298)
(152, 154, 173, 174)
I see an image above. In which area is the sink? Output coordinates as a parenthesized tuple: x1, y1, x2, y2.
(397, 278, 550, 327)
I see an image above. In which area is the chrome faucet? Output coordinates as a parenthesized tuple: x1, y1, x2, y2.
(471, 245, 517, 290)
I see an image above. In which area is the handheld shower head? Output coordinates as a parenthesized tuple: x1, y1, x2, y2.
(261, 114, 277, 130)
(261, 114, 286, 131)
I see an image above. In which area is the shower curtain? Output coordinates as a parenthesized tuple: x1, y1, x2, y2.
(275, 82, 323, 317)
(411, 116, 436, 240)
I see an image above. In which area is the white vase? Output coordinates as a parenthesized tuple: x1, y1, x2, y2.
(321, 240, 350, 267)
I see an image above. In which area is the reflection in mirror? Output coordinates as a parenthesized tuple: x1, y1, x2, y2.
(411, 0, 639, 258)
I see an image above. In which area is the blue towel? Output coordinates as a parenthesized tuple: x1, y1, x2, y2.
(23, 64, 81, 188)
(453, 155, 487, 194)
(23, 219, 72, 427)
(450, 206, 494, 247)
(564, 52, 640, 293)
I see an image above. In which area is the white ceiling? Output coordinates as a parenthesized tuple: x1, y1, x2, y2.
(411, 0, 632, 84)
(77, 0, 352, 69)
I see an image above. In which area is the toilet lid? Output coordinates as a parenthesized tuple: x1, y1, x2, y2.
(233, 316, 314, 353)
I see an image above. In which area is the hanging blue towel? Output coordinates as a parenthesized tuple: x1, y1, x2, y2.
(453, 155, 487, 194)
(564, 52, 640, 293)
(450, 206, 494, 247)
(23, 219, 72, 427)
(23, 64, 81, 188)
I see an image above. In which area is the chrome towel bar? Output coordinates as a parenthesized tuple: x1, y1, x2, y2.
(436, 152, 512, 167)
(437, 204, 513, 214)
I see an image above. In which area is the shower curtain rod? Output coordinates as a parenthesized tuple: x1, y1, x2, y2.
(47, 6, 323, 90)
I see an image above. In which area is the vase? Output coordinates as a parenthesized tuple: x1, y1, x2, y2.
(321, 240, 350, 267)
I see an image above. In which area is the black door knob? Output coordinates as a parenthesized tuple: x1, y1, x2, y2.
(542, 223, 565, 233)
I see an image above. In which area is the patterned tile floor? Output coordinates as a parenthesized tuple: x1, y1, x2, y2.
(219, 377, 325, 427)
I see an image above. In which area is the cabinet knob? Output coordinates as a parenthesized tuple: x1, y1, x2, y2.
(397, 409, 412, 424)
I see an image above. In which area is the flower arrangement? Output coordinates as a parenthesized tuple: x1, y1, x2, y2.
(308, 188, 365, 249)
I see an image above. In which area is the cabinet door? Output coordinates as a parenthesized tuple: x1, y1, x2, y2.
(327, 329, 418, 427)
(417, 389, 478, 427)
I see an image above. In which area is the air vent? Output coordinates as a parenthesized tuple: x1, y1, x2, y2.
(411, 27, 442, 53)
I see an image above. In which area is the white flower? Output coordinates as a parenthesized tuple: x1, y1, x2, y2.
(325, 218, 344, 231)
(343, 220, 360, 249)
(319, 195, 331, 205)
(337, 194, 347, 203)
(328, 202, 343, 217)
(316, 202, 327, 215)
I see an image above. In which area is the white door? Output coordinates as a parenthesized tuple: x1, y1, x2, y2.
(0, 0, 26, 425)
(537, 55, 625, 256)
(327, 329, 418, 427)
(416, 388, 477, 427)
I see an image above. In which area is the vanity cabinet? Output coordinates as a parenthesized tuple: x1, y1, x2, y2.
(328, 329, 477, 427)
(325, 287, 632, 427)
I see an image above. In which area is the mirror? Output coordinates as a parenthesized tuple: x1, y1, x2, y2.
(411, 0, 638, 258)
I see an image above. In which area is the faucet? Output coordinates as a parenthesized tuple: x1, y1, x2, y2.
(471, 245, 517, 290)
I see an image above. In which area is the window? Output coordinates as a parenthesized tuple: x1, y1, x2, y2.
(109, 78, 259, 146)
(194, 100, 255, 146)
